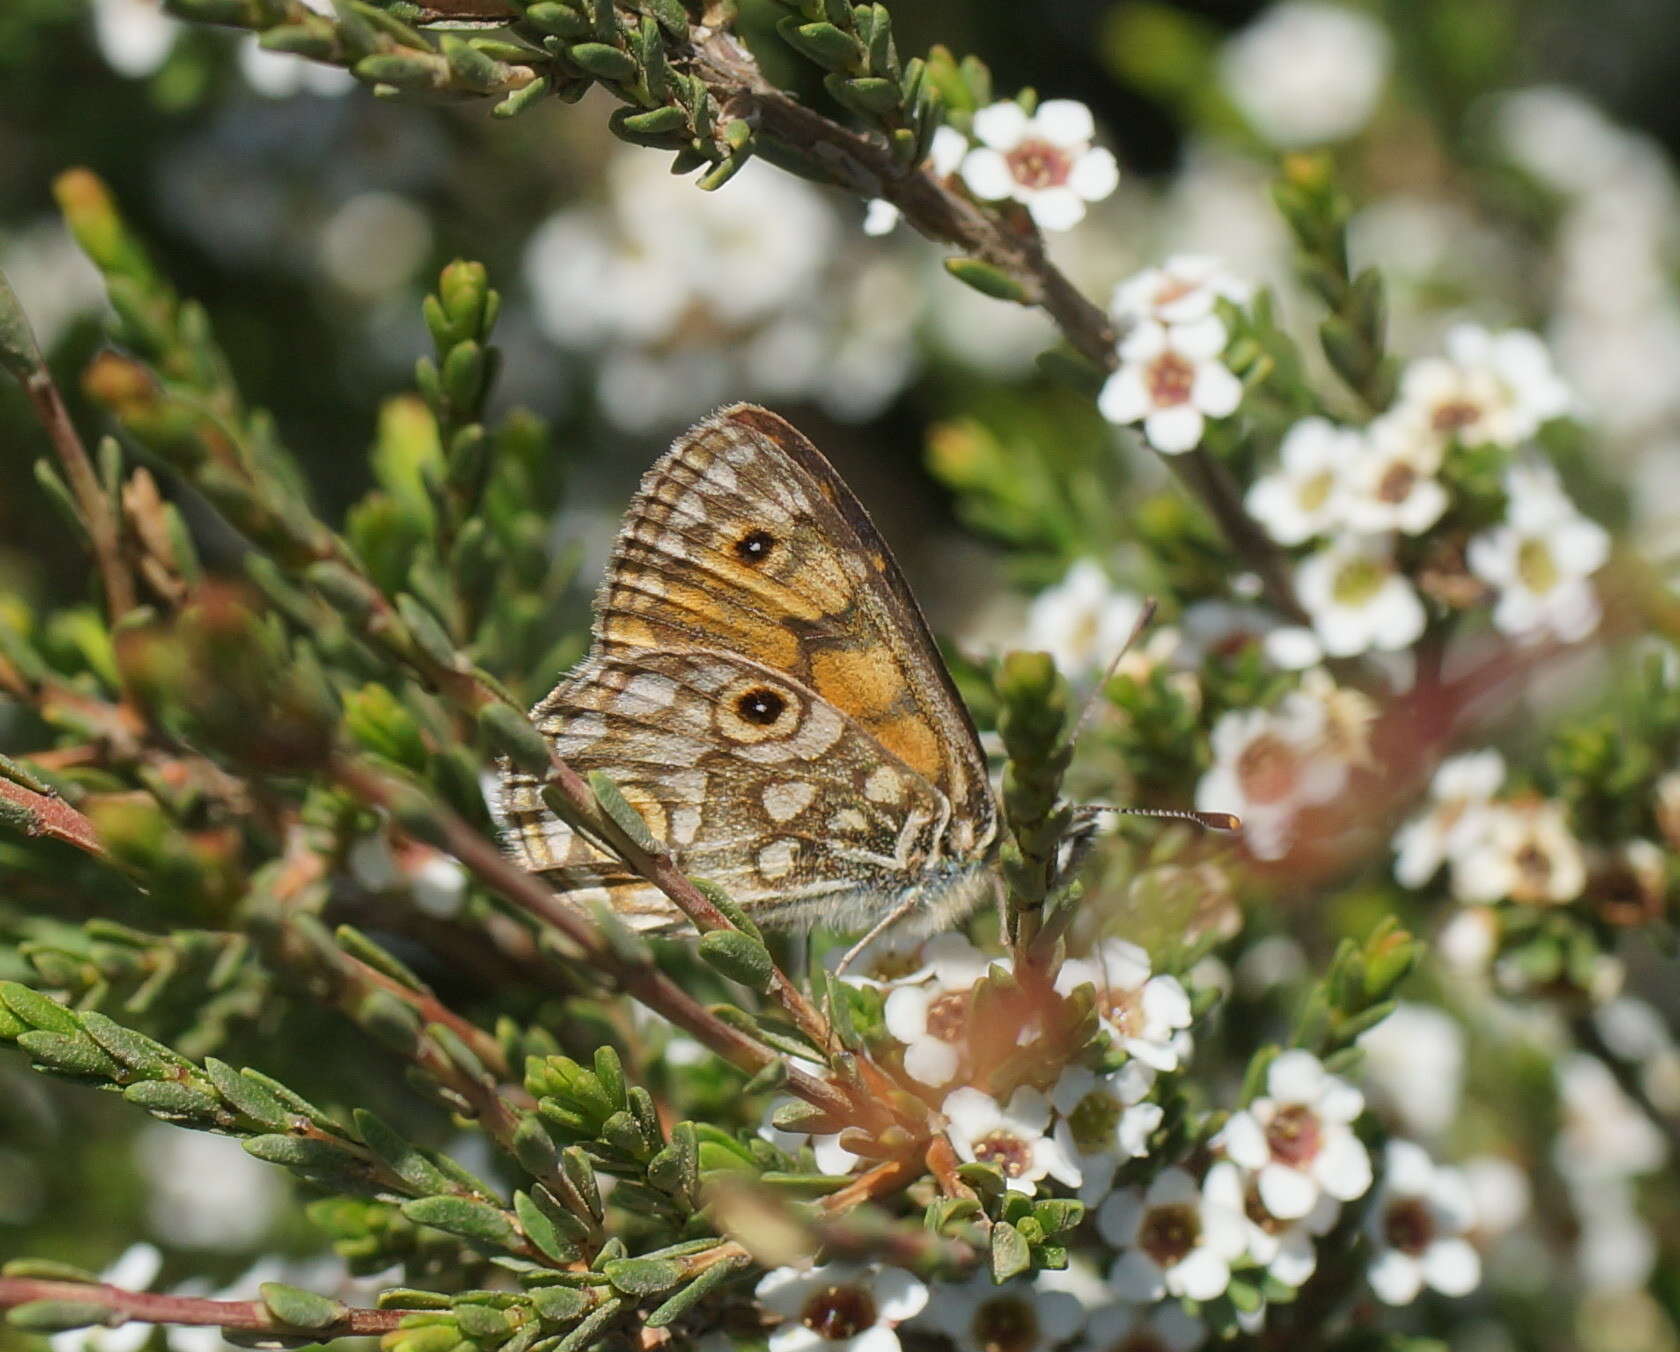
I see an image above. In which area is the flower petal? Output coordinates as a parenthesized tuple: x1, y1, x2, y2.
(1168, 1246, 1232, 1302)
(1026, 186, 1087, 232)
(960, 147, 1016, 201)
(1109, 1249, 1167, 1302)
(1070, 147, 1120, 201)
(1098, 367, 1151, 425)
(1145, 405, 1206, 454)
(1034, 98, 1095, 146)
(972, 100, 1030, 150)
(1258, 1163, 1320, 1220)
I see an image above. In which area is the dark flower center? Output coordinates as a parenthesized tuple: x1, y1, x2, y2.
(1514, 842, 1553, 893)
(1139, 1202, 1201, 1266)
(1431, 399, 1482, 435)
(1265, 1103, 1324, 1166)
(923, 990, 970, 1043)
(1237, 735, 1301, 805)
(1005, 138, 1073, 190)
(1377, 463, 1417, 503)
(1382, 1196, 1436, 1256)
(1068, 1091, 1124, 1153)
(800, 1283, 878, 1339)
(1146, 351, 1196, 408)
(972, 1130, 1033, 1178)
(971, 1295, 1041, 1352)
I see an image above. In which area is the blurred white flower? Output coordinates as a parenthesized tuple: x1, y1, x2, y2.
(1049, 1063, 1162, 1204)
(1468, 463, 1610, 643)
(1394, 324, 1573, 450)
(863, 126, 967, 235)
(1358, 1002, 1466, 1140)
(318, 192, 432, 299)
(0, 222, 106, 356)
(961, 99, 1120, 231)
(1574, 1182, 1657, 1292)
(1176, 601, 1323, 671)
(1221, 1050, 1372, 1219)
(136, 1124, 285, 1249)
(1452, 799, 1586, 906)
(1098, 316, 1243, 454)
(1345, 414, 1450, 535)
(1075, 1301, 1205, 1352)
(1245, 417, 1361, 546)
(913, 1271, 1084, 1352)
(1025, 562, 1147, 676)
(882, 933, 1001, 1086)
(1204, 1158, 1338, 1289)
(1296, 534, 1427, 657)
(1219, 1, 1392, 148)
(1196, 693, 1348, 860)
(824, 930, 936, 990)
(1461, 1155, 1531, 1239)
(238, 39, 356, 98)
(1365, 1140, 1482, 1305)
(942, 1085, 1080, 1196)
(1436, 905, 1500, 973)
(756, 1261, 927, 1352)
(1393, 749, 1507, 888)
(1098, 1168, 1249, 1302)
(1054, 938, 1193, 1071)
(91, 0, 178, 78)
(1110, 254, 1251, 329)
(1553, 1054, 1666, 1186)
(49, 1245, 162, 1352)
(1494, 86, 1654, 198)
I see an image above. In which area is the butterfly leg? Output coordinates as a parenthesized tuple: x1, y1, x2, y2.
(833, 888, 926, 978)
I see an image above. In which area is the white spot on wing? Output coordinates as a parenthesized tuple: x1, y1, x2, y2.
(554, 712, 608, 754)
(762, 780, 817, 823)
(620, 673, 678, 712)
(864, 766, 902, 804)
(706, 460, 738, 493)
(756, 838, 799, 881)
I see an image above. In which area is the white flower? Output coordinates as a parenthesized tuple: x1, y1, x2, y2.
(91, 0, 179, 78)
(1075, 1301, 1205, 1352)
(1025, 561, 1147, 676)
(1054, 938, 1193, 1072)
(914, 1271, 1085, 1352)
(1219, 1, 1392, 148)
(756, 1262, 928, 1352)
(1098, 1168, 1249, 1302)
(1204, 1159, 1338, 1289)
(863, 127, 967, 235)
(1436, 906, 1500, 973)
(1451, 798, 1586, 906)
(1364, 1141, 1482, 1305)
(942, 1086, 1081, 1196)
(1110, 254, 1252, 329)
(1245, 417, 1362, 545)
(1393, 750, 1507, 888)
(1176, 601, 1323, 671)
(1344, 414, 1449, 535)
(48, 1246, 162, 1352)
(135, 1126, 286, 1249)
(1222, 1050, 1373, 1220)
(960, 99, 1120, 231)
(1393, 324, 1573, 450)
(1468, 463, 1610, 643)
(760, 1094, 861, 1178)
(1098, 316, 1243, 454)
(1357, 1003, 1466, 1140)
(881, 933, 1000, 1086)
(238, 38, 356, 98)
(1554, 1054, 1667, 1186)
(1049, 1063, 1162, 1204)
(1196, 693, 1348, 861)
(823, 930, 936, 990)
(1296, 534, 1427, 657)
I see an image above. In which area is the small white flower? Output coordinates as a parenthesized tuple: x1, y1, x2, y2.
(1364, 1141, 1482, 1305)
(881, 933, 1000, 1086)
(1245, 417, 1362, 546)
(961, 99, 1120, 231)
(1357, 1003, 1466, 1140)
(91, 0, 179, 78)
(1098, 316, 1243, 454)
(756, 1261, 928, 1352)
(1196, 693, 1348, 860)
(864, 127, 967, 235)
(1098, 1168, 1249, 1302)
(1393, 749, 1507, 888)
(1219, 1, 1392, 148)
(1049, 1063, 1162, 1204)
(1344, 414, 1450, 535)
(1075, 1301, 1205, 1352)
(1451, 798, 1586, 906)
(824, 930, 936, 990)
(942, 1086, 1081, 1196)
(1025, 561, 1148, 676)
(1054, 938, 1193, 1072)
(1111, 254, 1252, 329)
(1468, 463, 1610, 643)
(1204, 1159, 1339, 1289)
(914, 1271, 1085, 1352)
(1222, 1050, 1373, 1220)
(1296, 534, 1427, 657)
(1394, 324, 1573, 450)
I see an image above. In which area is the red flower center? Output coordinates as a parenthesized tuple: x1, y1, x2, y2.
(923, 990, 970, 1043)
(971, 1295, 1041, 1352)
(1005, 138, 1073, 190)
(1236, 734, 1301, 805)
(973, 1130, 1034, 1179)
(1265, 1103, 1324, 1166)
(1146, 351, 1196, 408)
(1139, 1201, 1202, 1266)
(800, 1283, 879, 1339)
(1382, 1196, 1437, 1255)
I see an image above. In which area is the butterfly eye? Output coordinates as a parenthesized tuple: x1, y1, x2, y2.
(735, 687, 785, 725)
(733, 529, 776, 565)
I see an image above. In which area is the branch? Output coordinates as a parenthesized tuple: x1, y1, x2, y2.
(0, 776, 109, 860)
(0, 1277, 409, 1338)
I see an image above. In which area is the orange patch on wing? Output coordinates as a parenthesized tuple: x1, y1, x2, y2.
(869, 711, 944, 783)
(809, 645, 907, 722)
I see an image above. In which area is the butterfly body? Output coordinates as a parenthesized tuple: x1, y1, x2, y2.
(500, 405, 1001, 940)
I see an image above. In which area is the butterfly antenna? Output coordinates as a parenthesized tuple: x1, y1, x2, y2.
(1068, 596, 1159, 749)
(1091, 804, 1242, 832)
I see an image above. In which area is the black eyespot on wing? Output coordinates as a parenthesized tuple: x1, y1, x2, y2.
(736, 688, 785, 725)
(733, 528, 776, 565)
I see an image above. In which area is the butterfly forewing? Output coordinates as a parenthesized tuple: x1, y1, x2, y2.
(500, 405, 999, 935)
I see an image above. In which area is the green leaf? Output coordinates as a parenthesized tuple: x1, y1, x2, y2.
(243, 1134, 365, 1171)
(260, 1283, 347, 1332)
(602, 1257, 684, 1296)
(528, 1285, 590, 1325)
(990, 1220, 1032, 1282)
(80, 1011, 194, 1077)
(479, 702, 552, 775)
(644, 1255, 745, 1328)
(122, 1078, 224, 1124)
(6, 1301, 118, 1333)
(0, 266, 43, 378)
(1, 1260, 99, 1282)
(697, 930, 774, 993)
(515, 1189, 581, 1264)
(402, 1195, 522, 1252)
(568, 41, 637, 81)
(0, 982, 82, 1035)
(205, 1060, 293, 1130)
(354, 1109, 456, 1195)
(16, 1030, 120, 1080)
(943, 257, 1030, 303)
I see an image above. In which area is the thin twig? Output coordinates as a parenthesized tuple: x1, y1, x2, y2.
(0, 1277, 410, 1336)
(0, 778, 108, 860)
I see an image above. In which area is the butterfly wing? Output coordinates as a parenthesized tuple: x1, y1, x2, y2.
(500, 405, 998, 930)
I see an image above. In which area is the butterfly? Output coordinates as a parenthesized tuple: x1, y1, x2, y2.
(499, 404, 1232, 959)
